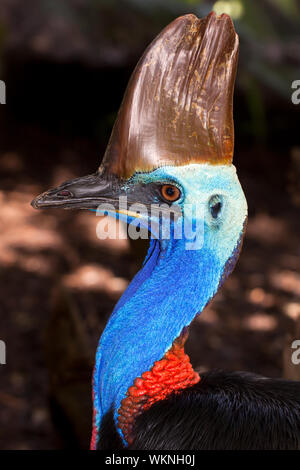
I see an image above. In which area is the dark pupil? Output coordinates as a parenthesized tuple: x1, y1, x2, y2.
(166, 187, 175, 196)
(211, 202, 222, 218)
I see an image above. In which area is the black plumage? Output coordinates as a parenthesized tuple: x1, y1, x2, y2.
(131, 371, 300, 450)
(98, 370, 300, 450)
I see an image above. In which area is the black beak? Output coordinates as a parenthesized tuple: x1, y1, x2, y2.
(31, 172, 124, 210)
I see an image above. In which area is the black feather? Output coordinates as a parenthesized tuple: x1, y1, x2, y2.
(129, 370, 300, 450)
(97, 408, 123, 450)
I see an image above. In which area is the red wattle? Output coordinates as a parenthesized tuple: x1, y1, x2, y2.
(118, 335, 200, 445)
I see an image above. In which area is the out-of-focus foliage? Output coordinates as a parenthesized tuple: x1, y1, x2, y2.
(177, 0, 300, 99)
(0, 0, 183, 66)
(0, 0, 299, 140)
(0, 0, 299, 94)
(177, 0, 300, 141)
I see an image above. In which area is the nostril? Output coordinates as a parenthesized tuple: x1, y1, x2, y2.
(57, 190, 73, 198)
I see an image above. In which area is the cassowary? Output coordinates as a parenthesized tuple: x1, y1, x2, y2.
(32, 12, 300, 450)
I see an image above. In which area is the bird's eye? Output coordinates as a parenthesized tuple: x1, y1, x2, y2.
(209, 195, 223, 219)
(160, 184, 181, 202)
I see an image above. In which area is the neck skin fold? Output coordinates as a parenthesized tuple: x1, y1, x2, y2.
(91, 234, 228, 448)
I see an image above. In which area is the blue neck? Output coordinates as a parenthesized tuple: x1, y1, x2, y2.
(92, 234, 228, 446)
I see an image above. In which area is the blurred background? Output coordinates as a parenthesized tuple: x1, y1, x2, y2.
(0, 0, 300, 450)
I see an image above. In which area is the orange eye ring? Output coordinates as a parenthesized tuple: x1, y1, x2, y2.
(160, 184, 181, 202)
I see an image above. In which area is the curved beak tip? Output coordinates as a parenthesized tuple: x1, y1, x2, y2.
(30, 198, 38, 209)
(30, 190, 62, 210)
(31, 193, 47, 210)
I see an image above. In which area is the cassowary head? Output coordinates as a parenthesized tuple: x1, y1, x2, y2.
(32, 12, 247, 266)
